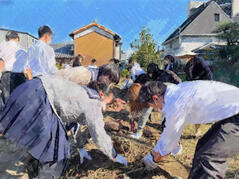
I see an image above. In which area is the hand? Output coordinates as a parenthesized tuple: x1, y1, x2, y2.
(143, 153, 158, 170)
(114, 154, 128, 166)
(77, 148, 92, 164)
(25, 68, 32, 80)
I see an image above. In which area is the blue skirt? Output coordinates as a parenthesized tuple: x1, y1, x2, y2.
(0, 78, 70, 164)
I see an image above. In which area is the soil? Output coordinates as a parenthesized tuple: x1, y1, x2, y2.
(63, 111, 239, 179)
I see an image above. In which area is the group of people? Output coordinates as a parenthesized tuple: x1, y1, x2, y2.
(0, 25, 238, 179)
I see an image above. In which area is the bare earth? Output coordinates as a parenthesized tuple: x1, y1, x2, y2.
(0, 111, 239, 179)
(64, 111, 239, 179)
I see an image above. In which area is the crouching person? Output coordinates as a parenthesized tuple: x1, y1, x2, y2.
(138, 81, 239, 179)
(0, 75, 127, 178)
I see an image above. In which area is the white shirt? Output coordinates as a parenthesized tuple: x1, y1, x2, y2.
(153, 81, 239, 156)
(130, 62, 145, 81)
(122, 79, 133, 89)
(27, 40, 57, 77)
(0, 40, 22, 72)
(88, 64, 98, 68)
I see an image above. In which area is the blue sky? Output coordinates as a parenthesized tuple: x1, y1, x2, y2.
(0, 0, 197, 52)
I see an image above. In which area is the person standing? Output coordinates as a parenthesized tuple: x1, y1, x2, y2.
(164, 55, 176, 72)
(0, 31, 30, 110)
(72, 54, 83, 67)
(88, 59, 97, 68)
(27, 25, 57, 78)
(128, 59, 145, 81)
(138, 81, 239, 179)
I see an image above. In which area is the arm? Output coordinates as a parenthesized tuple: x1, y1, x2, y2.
(166, 70, 182, 84)
(143, 97, 189, 169)
(84, 100, 117, 160)
(25, 68, 33, 80)
(0, 59, 5, 77)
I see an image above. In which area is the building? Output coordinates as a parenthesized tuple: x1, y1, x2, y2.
(69, 22, 122, 66)
(0, 28, 38, 51)
(163, 0, 239, 63)
(51, 42, 74, 65)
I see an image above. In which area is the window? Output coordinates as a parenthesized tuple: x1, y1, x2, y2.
(170, 42, 173, 49)
(214, 13, 220, 22)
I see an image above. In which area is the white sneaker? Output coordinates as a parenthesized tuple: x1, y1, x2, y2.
(130, 131, 143, 139)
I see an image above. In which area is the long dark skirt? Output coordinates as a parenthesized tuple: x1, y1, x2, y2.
(0, 71, 26, 110)
(0, 78, 70, 164)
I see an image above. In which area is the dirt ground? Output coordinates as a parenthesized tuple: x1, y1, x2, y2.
(64, 110, 239, 179)
(0, 104, 238, 178)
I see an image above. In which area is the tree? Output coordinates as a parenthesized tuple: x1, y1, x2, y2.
(129, 27, 163, 69)
(213, 21, 239, 61)
(211, 21, 239, 86)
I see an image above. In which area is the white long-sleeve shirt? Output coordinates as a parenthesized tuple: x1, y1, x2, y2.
(153, 80, 239, 156)
(39, 75, 116, 159)
(27, 40, 57, 77)
(0, 40, 24, 72)
(130, 62, 145, 81)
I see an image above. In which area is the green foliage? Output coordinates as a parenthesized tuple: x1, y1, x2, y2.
(209, 22, 239, 86)
(129, 27, 164, 69)
(213, 22, 239, 47)
(121, 69, 130, 78)
(56, 63, 63, 70)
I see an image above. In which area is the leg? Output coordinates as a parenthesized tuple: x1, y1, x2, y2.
(38, 159, 68, 179)
(137, 107, 153, 131)
(189, 115, 239, 179)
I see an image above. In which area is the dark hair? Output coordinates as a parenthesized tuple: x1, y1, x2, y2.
(98, 63, 120, 84)
(38, 25, 53, 38)
(72, 55, 82, 67)
(147, 63, 159, 74)
(164, 55, 175, 63)
(137, 81, 167, 103)
(128, 58, 134, 64)
(91, 59, 96, 63)
(88, 81, 112, 95)
(109, 58, 120, 64)
(5, 31, 19, 41)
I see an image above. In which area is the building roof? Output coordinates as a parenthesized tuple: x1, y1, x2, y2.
(51, 42, 74, 58)
(163, 0, 232, 45)
(163, 2, 210, 44)
(69, 22, 121, 41)
(0, 28, 38, 40)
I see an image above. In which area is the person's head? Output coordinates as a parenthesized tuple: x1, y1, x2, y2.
(147, 63, 160, 78)
(128, 58, 134, 65)
(38, 25, 53, 44)
(91, 59, 96, 64)
(88, 81, 114, 105)
(164, 55, 175, 65)
(5, 31, 20, 43)
(98, 63, 120, 85)
(137, 81, 167, 110)
(73, 54, 82, 67)
(109, 58, 120, 65)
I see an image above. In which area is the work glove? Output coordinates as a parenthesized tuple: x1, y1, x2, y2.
(143, 153, 158, 170)
(114, 154, 128, 166)
(77, 148, 92, 164)
(171, 143, 183, 156)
